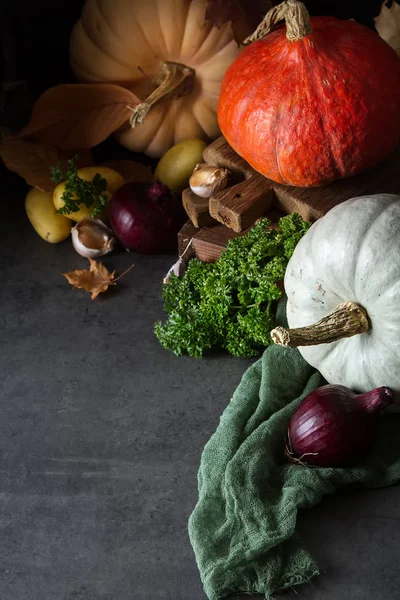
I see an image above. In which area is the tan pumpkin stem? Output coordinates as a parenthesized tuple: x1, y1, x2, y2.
(243, 0, 312, 45)
(128, 61, 195, 127)
(271, 301, 369, 348)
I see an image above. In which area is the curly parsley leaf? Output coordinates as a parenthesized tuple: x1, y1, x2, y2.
(155, 214, 311, 358)
(50, 155, 108, 217)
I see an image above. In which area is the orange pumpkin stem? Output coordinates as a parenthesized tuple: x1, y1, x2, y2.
(243, 0, 312, 45)
(128, 61, 195, 128)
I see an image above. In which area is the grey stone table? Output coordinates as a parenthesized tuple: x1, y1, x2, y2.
(1, 169, 400, 600)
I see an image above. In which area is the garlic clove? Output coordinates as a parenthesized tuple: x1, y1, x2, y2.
(163, 236, 193, 284)
(163, 257, 188, 284)
(189, 163, 230, 198)
(71, 217, 115, 258)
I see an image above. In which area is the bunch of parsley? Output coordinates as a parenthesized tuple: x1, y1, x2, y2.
(155, 213, 311, 357)
(51, 156, 108, 218)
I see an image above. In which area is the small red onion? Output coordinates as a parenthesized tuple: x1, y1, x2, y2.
(288, 384, 393, 467)
(109, 181, 186, 254)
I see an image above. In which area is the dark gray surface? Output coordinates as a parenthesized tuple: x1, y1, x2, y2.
(1, 170, 400, 600)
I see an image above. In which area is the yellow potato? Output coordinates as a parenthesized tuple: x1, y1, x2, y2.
(53, 188, 112, 222)
(154, 138, 207, 193)
(25, 188, 72, 243)
(74, 166, 125, 193)
(53, 166, 125, 222)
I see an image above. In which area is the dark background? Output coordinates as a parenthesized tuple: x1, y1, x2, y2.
(0, 0, 387, 158)
(0, 0, 388, 113)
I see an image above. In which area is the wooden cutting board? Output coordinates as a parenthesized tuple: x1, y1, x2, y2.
(179, 136, 400, 262)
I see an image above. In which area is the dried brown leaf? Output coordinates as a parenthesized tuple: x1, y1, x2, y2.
(100, 159, 152, 183)
(63, 258, 134, 300)
(0, 138, 94, 193)
(206, 0, 272, 43)
(206, 0, 242, 28)
(18, 83, 140, 150)
(375, 0, 400, 56)
(63, 258, 116, 300)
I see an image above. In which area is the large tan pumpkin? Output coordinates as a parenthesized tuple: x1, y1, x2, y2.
(70, 0, 251, 157)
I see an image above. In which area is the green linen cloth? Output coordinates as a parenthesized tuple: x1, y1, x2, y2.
(188, 300, 400, 599)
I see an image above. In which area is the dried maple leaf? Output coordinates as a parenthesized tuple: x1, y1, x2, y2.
(0, 138, 94, 193)
(375, 0, 400, 56)
(17, 83, 140, 150)
(63, 259, 134, 300)
(100, 159, 152, 183)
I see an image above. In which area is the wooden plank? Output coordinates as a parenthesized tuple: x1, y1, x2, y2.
(265, 207, 287, 227)
(178, 137, 400, 263)
(182, 188, 215, 228)
(204, 136, 270, 232)
(204, 137, 280, 232)
(209, 173, 275, 232)
(203, 135, 252, 179)
(178, 220, 238, 264)
(193, 224, 242, 263)
(177, 207, 289, 264)
(273, 146, 400, 220)
(177, 220, 198, 259)
(204, 136, 400, 227)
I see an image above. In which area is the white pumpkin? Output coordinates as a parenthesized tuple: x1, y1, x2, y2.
(273, 194, 400, 398)
(69, 0, 252, 157)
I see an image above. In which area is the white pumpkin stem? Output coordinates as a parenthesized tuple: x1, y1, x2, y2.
(271, 301, 369, 348)
(128, 61, 195, 127)
(243, 0, 312, 45)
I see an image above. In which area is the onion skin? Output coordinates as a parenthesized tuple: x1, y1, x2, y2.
(288, 385, 393, 467)
(109, 181, 186, 254)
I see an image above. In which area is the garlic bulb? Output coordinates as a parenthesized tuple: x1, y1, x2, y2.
(71, 218, 115, 258)
(163, 257, 187, 284)
(189, 164, 229, 198)
(163, 236, 194, 284)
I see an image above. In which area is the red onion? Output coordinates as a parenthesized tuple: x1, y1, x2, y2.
(109, 181, 186, 254)
(287, 385, 393, 467)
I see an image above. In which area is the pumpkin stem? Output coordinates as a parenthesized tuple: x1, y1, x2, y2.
(243, 0, 312, 45)
(128, 61, 195, 128)
(271, 301, 369, 348)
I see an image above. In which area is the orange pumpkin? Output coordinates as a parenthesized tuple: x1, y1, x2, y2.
(218, 0, 400, 187)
